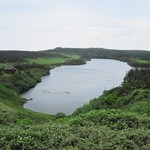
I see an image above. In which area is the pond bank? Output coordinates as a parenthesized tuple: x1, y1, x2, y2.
(21, 59, 132, 115)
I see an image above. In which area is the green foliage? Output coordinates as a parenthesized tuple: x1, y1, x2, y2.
(16, 118, 34, 125)
(64, 109, 150, 129)
(28, 56, 86, 67)
(0, 68, 49, 93)
(0, 82, 51, 125)
(0, 51, 150, 149)
(14, 109, 50, 124)
(0, 51, 63, 62)
(129, 59, 150, 68)
(28, 57, 68, 65)
(49, 47, 150, 67)
(0, 83, 24, 107)
(0, 109, 150, 149)
(0, 63, 5, 68)
(54, 112, 66, 119)
(0, 103, 17, 124)
(136, 59, 150, 64)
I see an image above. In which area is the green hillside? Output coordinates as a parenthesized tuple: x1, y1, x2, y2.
(0, 49, 150, 149)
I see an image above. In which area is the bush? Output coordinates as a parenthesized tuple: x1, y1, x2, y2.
(55, 112, 66, 119)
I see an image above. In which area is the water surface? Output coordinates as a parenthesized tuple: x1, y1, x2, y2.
(21, 59, 131, 115)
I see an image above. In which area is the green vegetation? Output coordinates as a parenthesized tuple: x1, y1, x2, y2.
(27, 54, 82, 66)
(0, 50, 63, 62)
(48, 47, 150, 66)
(0, 83, 51, 125)
(135, 60, 150, 64)
(128, 59, 150, 68)
(0, 67, 50, 93)
(0, 109, 150, 149)
(28, 57, 69, 65)
(0, 49, 150, 149)
(0, 63, 5, 68)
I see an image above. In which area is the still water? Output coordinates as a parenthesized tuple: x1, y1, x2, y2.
(21, 59, 131, 115)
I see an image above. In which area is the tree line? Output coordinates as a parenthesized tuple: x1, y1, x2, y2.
(48, 47, 150, 64)
(0, 50, 63, 62)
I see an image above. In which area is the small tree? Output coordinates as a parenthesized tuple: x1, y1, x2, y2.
(55, 112, 66, 119)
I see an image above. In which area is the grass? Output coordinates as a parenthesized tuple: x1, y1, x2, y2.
(0, 63, 5, 68)
(0, 63, 8, 69)
(1, 68, 50, 93)
(135, 59, 150, 64)
(28, 57, 68, 65)
(62, 54, 80, 59)
(0, 62, 16, 69)
(27, 54, 81, 65)
(0, 83, 52, 125)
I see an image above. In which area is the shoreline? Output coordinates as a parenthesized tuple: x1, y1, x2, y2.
(21, 58, 131, 115)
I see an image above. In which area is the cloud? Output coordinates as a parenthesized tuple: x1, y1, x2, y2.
(0, 0, 150, 50)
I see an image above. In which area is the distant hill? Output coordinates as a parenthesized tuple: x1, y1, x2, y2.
(0, 50, 63, 62)
(1, 47, 150, 66)
(46, 47, 150, 61)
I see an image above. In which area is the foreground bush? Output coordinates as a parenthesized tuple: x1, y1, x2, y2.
(0, 109, 150, 149)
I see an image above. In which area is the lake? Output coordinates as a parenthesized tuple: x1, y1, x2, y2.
(21, 59, 132, 115)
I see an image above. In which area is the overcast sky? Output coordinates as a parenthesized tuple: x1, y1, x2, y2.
(0, 0, 150, 50)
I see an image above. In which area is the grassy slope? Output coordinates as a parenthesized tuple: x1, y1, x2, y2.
(28, 57, 68, 65)
(0, 54, 150, 149)
(135, 60, 150, 64)
(27, 54, 80, 65)
(1, 68, 49, 93)
(0, 63, 5, 68)
(0, 83, 51, 125)
(128, 59, 150, 68)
